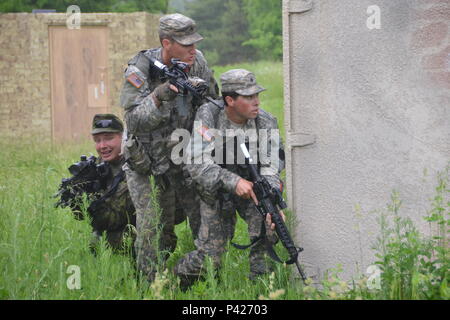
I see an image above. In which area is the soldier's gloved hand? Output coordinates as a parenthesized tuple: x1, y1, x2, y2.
(189, 76, 208, 92)
(188, 76, 206, 88)
(189, 77, 209, 106)
(152, 81, 178, 104)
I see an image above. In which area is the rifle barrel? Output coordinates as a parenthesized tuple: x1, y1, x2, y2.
(295, 261, 307, 283)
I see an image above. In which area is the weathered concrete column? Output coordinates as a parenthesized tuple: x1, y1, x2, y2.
(283, 0, 449, 280)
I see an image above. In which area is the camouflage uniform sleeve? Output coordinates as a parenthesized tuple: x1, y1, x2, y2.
(258, 110, 285, 191)
(119, 51, 170, 132)
(185, 104, 241, 195)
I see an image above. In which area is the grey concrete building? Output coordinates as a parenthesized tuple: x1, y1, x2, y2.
(283, 0, 449, 281)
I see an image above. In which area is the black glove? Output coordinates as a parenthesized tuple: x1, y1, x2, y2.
(153, 81, 177, 102)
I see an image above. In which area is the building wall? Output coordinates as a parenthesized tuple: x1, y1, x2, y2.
(0, 12, 160, 142)
(282, 0, 449, 281)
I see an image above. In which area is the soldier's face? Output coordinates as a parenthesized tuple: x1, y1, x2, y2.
(164, 39, 196, 66)
(93, 132, 122, 163)
(227, 93, 260, 121)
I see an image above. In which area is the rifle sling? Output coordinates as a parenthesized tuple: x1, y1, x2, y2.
(88, 169, 125, 214)
(231, 237, 261, 250)
(231, 214, 298, 265)
(231, 216, 266, 250)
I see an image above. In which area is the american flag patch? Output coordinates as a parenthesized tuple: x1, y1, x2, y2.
(126, 73, 144, 89)
(197, 125, 213, 142)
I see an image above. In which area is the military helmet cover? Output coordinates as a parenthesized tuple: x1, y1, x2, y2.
(220, 69, 266, 96)
(159, 13, 203, 46)
(91, 114, 124, 135)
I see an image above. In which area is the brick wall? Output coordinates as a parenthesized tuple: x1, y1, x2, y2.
(0, 12, 160, 142)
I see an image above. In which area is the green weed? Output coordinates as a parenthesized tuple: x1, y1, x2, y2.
(0, 63, 448, 300)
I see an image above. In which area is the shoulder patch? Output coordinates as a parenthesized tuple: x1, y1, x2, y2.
(197, 125, 214, 142)
(126, 73, 144, 89)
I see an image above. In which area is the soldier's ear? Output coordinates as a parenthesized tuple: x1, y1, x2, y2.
(224, 95, 235, 107)
(161, 38, 172, 49)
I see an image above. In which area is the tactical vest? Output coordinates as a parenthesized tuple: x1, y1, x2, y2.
(202, 99, 284, 179)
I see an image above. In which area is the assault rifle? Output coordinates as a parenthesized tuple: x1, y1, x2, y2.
(148, 57, 222, 115)
(236, 143, 307, 283)
(55, 155, 110, 219)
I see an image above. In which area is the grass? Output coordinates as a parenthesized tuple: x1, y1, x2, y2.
(0, 61, 448, 300)
(0, 139, 305, 299)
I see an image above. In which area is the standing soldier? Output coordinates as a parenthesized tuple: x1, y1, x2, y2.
(119, 13, 218, 282)
(174, 69, 285, 289)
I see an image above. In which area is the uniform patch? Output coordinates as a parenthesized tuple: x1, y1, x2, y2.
(197, 125, 213, 142)
(126, 73, 144, 89)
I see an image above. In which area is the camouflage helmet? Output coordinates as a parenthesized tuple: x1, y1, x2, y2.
(91, 114, 124, 135)
(220, 69, 266, 96)
(159, 13, 203, 46)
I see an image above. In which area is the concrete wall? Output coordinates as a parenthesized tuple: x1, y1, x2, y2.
(283, 0, 449, 281)
(0, 12, 160, 142)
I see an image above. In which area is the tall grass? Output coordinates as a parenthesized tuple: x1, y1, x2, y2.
(0, 139, 305, 299)
(370, 170, 449, 300)
(0, 62, 448, 300)
(1, 141, 447, 300)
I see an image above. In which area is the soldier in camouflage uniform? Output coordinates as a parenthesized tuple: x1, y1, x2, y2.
(67, 114, 136, 254)
(174, 69, 285, 288)
(119, 13, 218, 281)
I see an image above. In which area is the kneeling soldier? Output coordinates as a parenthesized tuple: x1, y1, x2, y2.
(57, 114, 136, 254)
(174, 69, 285, 288)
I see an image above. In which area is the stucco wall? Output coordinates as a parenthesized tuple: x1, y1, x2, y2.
(0, 12, 160, 142)
(283, 0, 449, 281)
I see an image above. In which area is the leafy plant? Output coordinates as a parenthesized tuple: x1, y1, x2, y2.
(371, 166, 449, 299)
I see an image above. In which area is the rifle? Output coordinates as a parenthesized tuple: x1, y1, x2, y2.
(148, 57, 222, 114)
(55, 155, 110, 219)
(236, 143, 307, 283)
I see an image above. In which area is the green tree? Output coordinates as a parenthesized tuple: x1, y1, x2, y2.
(168, 0, 187, 13)
(243, 0, 282, 60)
(185, 0, 282, 65)
(0, 0, 168, 13)
(186, 0, 226, 65)
(187, 0, 253, 65)
(110, 0, 168, 13)
(219, 0, 253, 64)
